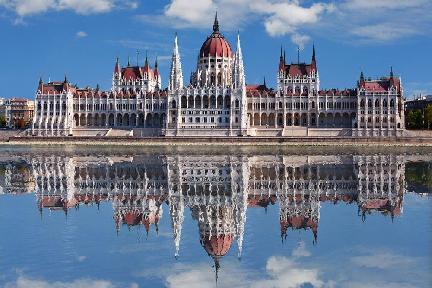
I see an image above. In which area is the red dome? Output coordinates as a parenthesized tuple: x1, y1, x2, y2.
(200, 33, 232, 58)
(199, 14, 232, 58)
(202, 234, 233, 257)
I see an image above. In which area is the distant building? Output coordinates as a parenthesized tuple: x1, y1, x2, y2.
(0, 99, 11, 127)
(405, 95, 432, 112)
(9, 98, 35, 129)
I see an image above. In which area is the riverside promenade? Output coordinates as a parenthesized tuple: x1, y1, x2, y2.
(5, 135, 432, 146)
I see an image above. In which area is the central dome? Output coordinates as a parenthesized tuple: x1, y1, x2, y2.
(199, 14, 233, 58)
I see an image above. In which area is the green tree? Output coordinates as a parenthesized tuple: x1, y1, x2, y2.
(407, 110, 424, 129)
(0, 116, 6, 128)
(424, 105, 432, 129)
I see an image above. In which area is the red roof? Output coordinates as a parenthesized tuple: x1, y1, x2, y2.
(39, 82, 76, 95)
(359, 77, 401, 93)
(122, 66, 143, 81)
(285, 63, 313, 77)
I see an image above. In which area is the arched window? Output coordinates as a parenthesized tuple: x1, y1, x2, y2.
(181, 96, 187, 108)
(210, 73, 215, 85)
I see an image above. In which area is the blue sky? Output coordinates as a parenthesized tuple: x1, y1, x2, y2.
(0, 0, 431, 99)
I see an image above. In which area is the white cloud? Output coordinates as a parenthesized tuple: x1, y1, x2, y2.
(250, 256, 326, 288)
(138, 0, 432, 45)
(250, 0, 335, 37)
(164, 262, 250, 288)
(0, 0, 138, 17)
(5, 276, 116, 288)
(343, 0, 429, 10)
(338, 0, 432, 42)
(350, 251, 417, 269)
(76, 31, 88, 38)
(290, 33, 310, 50)
(165, 0, 215, 27)
(152, 0, 333, 47)
(57, 0, 114, 15)
(164, 256, 329, 288)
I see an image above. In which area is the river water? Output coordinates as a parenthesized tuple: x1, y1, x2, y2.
(0, 145, 431, 288)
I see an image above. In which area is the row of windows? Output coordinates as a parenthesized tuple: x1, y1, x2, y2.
(360, 110, 396, 115)
(360, 99, 396, 108)
(72, 102, 166, 111)
(181, 110, 232, 115)
(249, 101, 357, 110)
(181, 116, 234, 124)
(360, 117, 396, 123)
(37, 112, 66, 117)
(37, 102, 67, 111)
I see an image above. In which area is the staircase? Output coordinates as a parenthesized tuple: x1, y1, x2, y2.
(106, 129, 133, 137)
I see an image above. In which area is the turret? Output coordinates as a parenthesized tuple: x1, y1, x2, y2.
(232, 32, 245, 89)
(169, 34, 184, 91)
(311, 44, 317, 71)
(279, 46, 285, 72)
(114, 57, 121, 75)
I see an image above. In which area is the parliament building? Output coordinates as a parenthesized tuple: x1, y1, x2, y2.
(31, 15, 405, 138)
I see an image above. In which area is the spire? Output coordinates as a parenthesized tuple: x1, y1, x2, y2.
(263, 77, 267, 88)
(214, 256, 220, 285)
(154, 56, 158, 70)
(39, 76, 43, 85)
(114, 57, 121, 74)
(213, 12, 219, 33)
(311, 44, 317, 70)
(144, 50, 148, 67)
(390, 66, 394, 78)
(360, 71, 365, 81)
(279, 46, 285, 71)
(64, 74, 68, 83)
(233, 32, 245, 89)
(297, 46, 300, 64)
(127, 56, 131, 67)
(169, 190, 184, 259)
(169, 33, 184, 91)
(312, 44, 316, 61)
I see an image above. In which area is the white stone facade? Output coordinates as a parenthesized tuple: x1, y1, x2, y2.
(31, 16, 405, 138)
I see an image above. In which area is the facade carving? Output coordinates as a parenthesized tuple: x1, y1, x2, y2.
(31, 15, 404, 137)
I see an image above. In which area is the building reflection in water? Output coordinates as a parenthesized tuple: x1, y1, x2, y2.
(0, 153, 415, 273)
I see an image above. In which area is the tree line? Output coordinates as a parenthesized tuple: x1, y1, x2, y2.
(406, 105, 432, 129)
